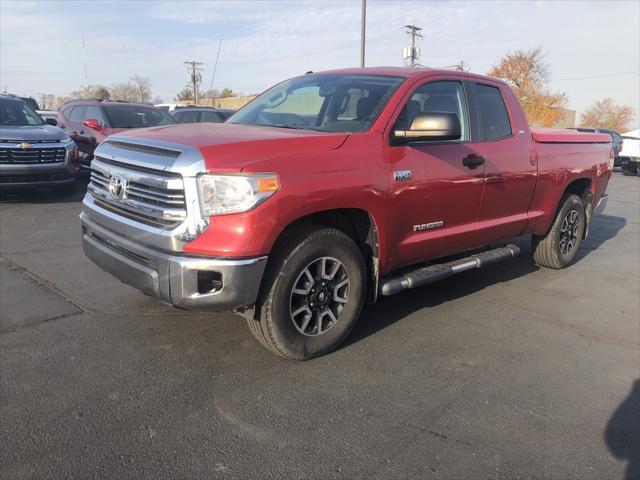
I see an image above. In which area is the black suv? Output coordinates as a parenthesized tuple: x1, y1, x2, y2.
(171, 107, 236, 124)
(570, 127, 624, 167)
(0, 95, 78, 191)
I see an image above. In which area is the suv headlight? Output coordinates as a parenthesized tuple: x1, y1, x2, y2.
(197, 173, 280, 216)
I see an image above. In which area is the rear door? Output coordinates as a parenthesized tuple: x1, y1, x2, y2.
(473, 82, 537, 245)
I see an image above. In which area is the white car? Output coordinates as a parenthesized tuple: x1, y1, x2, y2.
(154, 103, 193, 112)
(620, 129, 640, 176)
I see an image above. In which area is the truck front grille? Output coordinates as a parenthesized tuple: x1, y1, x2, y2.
(88, 157, 187, 228)
(0, 147, 66, 164)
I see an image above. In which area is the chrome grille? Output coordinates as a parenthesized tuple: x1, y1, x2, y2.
(0, 147, 66, 164)
(88, 157, 187, 228)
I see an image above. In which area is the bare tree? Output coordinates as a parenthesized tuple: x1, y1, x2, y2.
(130, 75, 152, 103)
(580, 98, 635, 132)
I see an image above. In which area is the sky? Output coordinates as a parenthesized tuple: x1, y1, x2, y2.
(1, 0, 639, 128)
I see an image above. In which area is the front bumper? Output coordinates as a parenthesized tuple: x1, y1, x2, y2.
(80, 212, 267, 311)
(0, 162, 77, 187)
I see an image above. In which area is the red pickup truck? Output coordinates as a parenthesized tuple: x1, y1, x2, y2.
(80, 67, 612, 359)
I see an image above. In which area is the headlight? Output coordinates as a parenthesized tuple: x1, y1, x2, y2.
(197, 173, 280, 216)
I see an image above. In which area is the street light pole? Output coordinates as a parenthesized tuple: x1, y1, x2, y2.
(360, 0, 366, 68)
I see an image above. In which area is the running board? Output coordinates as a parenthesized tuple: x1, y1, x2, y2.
(379, 244, 521, 296)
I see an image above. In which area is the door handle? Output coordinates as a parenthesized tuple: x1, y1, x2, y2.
(463, 155, 485, 168)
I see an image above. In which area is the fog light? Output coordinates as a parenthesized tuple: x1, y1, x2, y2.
(197, 271, 222, 294)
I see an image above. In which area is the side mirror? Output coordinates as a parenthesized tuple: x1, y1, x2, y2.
(45, 118, 57, 126)
(393, 112, 461, 144)
(83, 119, 101, 130)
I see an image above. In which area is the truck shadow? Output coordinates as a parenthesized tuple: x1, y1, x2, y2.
(605, 379, 640, 480)
(346, 251, 538, 348)
(346, 214, 626, 348)
(575, 214, 627, 262)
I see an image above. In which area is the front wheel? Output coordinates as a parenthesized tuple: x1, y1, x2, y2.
(532, 194, 586, 269)
(247, 226, 366, 360)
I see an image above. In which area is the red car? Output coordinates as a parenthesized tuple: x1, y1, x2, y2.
(80, 67, 612, 359)
(56, 100, 175, 169)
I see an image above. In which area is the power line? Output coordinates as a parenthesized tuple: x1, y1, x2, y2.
(552, 70, 640, 81)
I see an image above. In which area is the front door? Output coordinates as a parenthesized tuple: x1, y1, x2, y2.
(384, 79, 485, 270)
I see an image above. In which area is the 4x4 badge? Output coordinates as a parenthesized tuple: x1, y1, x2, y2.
(394, 170, 412, 181)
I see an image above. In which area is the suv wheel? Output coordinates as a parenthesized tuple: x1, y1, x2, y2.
(247, 226, 366, 360)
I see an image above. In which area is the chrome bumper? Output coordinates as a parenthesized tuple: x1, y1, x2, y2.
(594, 193, 608, 216)
(80, 212, 267, 311)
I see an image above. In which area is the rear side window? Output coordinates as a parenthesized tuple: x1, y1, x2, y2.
(85, 106, 106, 127)
(69, 105, 87, 122)
(476, 84, 512, 140)
(63, 107, 73, 120)
(174, 111, 200, 123)
(201, 111, 223, 123)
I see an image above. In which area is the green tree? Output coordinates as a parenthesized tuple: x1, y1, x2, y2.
(218, 88, 235, 98)
(174, 88, 194, 101)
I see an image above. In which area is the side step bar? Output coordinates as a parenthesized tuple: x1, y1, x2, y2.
(379, 244, 521, 296)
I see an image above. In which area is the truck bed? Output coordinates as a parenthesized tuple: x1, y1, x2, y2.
(531, 128, 612, 144)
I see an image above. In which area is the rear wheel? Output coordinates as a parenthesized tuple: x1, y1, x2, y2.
(247, 226, 366, 360)
(621, 163, 638, 176)
(532, 194, 586, 269)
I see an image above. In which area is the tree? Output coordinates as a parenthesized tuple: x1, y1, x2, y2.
(218, 88, 235, 98)
(56, 84, 110, 107)
(130, 75, 152, 103)
(110, 76, 152, 103)
(110, 82, 138, 103)
(488, 47, 568, 127)
(174, 88, 194, 101)
(580, 98, 635, 132)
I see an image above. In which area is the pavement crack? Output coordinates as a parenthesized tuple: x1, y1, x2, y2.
(0, 255, 87, 315)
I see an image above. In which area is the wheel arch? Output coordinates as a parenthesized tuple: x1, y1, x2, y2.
(269, 208, 381, 304)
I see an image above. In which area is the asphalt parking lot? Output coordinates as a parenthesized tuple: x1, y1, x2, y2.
(1, 173, 638, 480)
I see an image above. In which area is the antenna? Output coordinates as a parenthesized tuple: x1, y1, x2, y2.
(403, 25, 423, 68)
(208, 39, 223, 99)
(82, 29, 88, 83)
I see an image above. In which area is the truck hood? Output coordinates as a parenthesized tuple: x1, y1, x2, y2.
(0, 124, 67, 142)
(118, 123, 349, 170)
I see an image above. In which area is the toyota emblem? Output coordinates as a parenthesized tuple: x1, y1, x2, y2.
(108, 174, 127, 200)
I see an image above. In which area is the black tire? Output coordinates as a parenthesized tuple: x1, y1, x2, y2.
(621, 164, 638, 176)
(248, 226, 366, 360)
(532, 194, 586, 269)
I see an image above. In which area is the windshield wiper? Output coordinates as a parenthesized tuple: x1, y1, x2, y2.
(255, 123, 324, 132)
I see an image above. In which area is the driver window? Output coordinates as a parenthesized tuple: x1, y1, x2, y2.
(396, 81, 469, 142)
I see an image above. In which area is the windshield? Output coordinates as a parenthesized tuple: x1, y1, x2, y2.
(0, 98, 44, 126)
(103, 105, 175, 128)
(228, 74, 404, 133)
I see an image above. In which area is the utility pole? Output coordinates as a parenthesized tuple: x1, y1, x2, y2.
(360, 0, 366, 68)
(38, 93, 48, 110)
(403, 24, 423, 68)
(184, 60, 204, 105)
